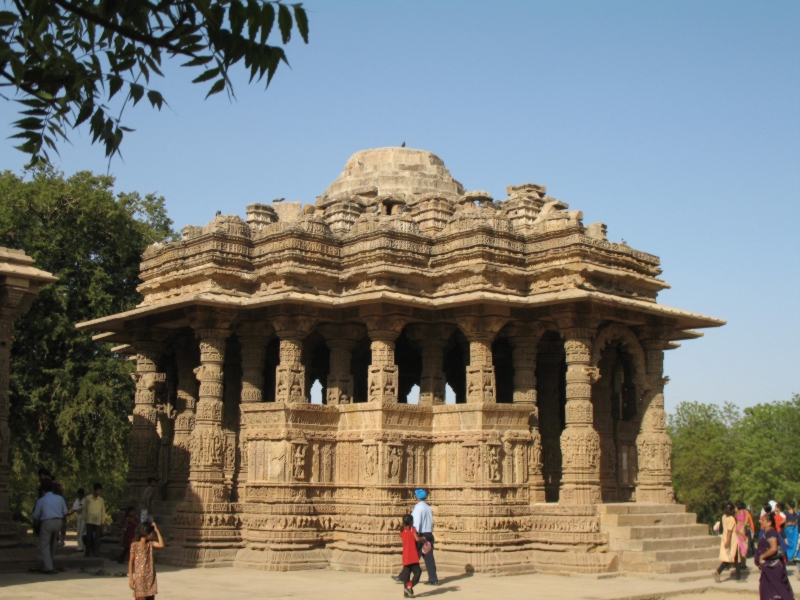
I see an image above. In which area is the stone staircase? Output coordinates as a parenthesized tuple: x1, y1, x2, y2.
(600, 503, 719, 581)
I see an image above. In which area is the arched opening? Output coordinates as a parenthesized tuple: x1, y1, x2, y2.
(492, 337, 514, 403)
(310, 379, 324, 404)
(444, 383, 456, 404)
(406, 384, 420, 404)
(351, 337, 371, 403)
(536, 330, 566, 502)
(262, 337, 280, 402)
(396, 328, 422, 404)
(443, 329, 468, 404)
(594, 338, 643, 502)
(304, 330, 330, 404)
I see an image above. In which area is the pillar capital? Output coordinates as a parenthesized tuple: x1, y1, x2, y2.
(362, 315, 407, 341)
(271, 315, 316, 341)
(504, 321, 548, 347)
(318, 323, 366, 350)
(185, 306, 238, 332)
(235, 319, 275, 341)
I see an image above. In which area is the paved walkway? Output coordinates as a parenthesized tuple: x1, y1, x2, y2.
(0, 558, 783, 600)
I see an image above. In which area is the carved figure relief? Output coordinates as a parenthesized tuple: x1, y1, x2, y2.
(292, 443, 307, 480)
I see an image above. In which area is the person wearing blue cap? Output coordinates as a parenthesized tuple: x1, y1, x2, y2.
(393, 489, 440, 586)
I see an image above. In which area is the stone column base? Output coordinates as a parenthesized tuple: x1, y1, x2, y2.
(636, 485, 675, 504)
(558, 483, 602, 505)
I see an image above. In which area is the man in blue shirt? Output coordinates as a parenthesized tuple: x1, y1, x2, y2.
(393, 489, 440, 586)
(33, 479, 68, 574)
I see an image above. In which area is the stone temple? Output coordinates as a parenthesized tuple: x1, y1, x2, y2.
(78, 147, 724, 575)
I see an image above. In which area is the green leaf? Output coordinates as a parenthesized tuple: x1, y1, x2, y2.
(130, 83, 144, 105)
(192, 67, 220, 83)
(146, 90, 163, 110)
(205, 78, 226, 98)
(181, 55, 214, 68)
(293, 4, 309, 43)
(0, 11, 19, 27)
(278, 3, 292, 44)
(74, 102, 94, 127)
(108, 75, 123, 100)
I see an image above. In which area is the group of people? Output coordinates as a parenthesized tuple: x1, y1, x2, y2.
(30, 469, 162, 600)
(714, 498, 797, 600)
(393, 489, 440, 597)
(32, 469, 107, 574)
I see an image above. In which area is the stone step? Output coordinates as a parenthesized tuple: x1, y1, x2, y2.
(611, 535, 719, 552)
(621, 546, 718, 565)
(602, 523, 710, 540)
(598, 504, 687, 515)
(601, 512, 698, 527)
(622, 556, 719, 574)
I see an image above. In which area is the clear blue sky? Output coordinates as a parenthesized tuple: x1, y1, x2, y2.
(0, 0, 797, 411)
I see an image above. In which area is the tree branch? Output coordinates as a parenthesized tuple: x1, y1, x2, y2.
(50, 0, 195, 58)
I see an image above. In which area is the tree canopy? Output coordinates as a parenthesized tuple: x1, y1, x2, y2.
(0, 0, 309, 164)
(0, 165, 176, 521)
(669, 394, 800, 525)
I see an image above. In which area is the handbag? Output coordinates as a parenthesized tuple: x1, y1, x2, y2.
(421, 540, 432, 555)
(32, 518, 41, 536)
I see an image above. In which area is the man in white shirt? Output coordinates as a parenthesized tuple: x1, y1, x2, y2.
(70, 488, 86, 553)
(33, 479, 68, 574)
(393, 489, 440, 585)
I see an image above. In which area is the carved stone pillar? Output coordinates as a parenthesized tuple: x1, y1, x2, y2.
(406, 324, 455, 406)
(237, 324, 273, 493)
(507, 323, 547, 503)
(366, 336, 398, 404)
(558, 327, 601, 505)
(272, 315, 315, 404)
(318, 324, 365, 405)
(636, 336, 673, 503)
(239, 328, 273, 404)
(0, 320, 12, 522)
(0, 248, 55, 566)
(128, 339, 166, 502)
(169, 335, 198, 501)
(363, 316, 406, 404)
(186, 328, 231, 504)
(456, 314, 508, 404)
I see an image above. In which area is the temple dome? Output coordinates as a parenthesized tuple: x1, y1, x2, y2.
(320, 147, 465, 204)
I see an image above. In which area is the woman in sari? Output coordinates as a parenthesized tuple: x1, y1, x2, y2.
(784, 501, 799, 564)
(714, 502, 743, 582)
(734, 501, 750, 569)
(756, 512, 794, 600)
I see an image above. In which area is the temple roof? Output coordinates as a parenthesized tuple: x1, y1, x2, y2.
(76, 147, 724, 339)
(319, 147, 465, 205)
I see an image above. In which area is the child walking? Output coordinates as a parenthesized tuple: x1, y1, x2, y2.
(399, 514, 425, 597)
(128, 521, 165, 600)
